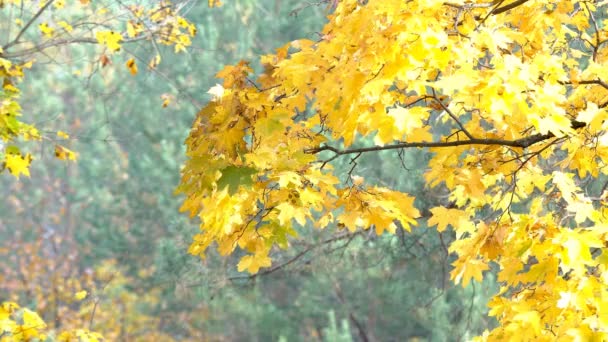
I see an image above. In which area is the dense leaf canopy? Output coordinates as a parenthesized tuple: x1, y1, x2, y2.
(178, 0, 608, 340)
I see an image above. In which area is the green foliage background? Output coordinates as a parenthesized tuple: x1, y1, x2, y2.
(0, 1, 497, 340)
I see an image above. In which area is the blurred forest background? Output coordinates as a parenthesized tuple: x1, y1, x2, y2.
(0, 1, 497, 340)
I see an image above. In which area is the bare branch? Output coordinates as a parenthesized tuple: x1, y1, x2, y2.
(1, 34, 153, 59)
(3, 0, 56, 51)
(431, 88, 474, 140)
(491, 0, 529, 15)
(206, 231, 363, 284)
(307, 120, 586, 157)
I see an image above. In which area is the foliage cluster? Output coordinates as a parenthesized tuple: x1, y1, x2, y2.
(179, 0, 608, 340)
(5, 0, 608, 341)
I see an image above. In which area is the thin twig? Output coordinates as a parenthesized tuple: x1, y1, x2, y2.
(3, 0, 56, 50)
(307, 120, 586, 158)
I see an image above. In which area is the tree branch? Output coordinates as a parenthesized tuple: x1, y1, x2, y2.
(217, 231, 363, 283)
(491, 0, 529, 15)
(1, 34, 153, 59)
(307, 120, 586, 156)
(431, 88, 474, 140)
(3, 0, 56, 51)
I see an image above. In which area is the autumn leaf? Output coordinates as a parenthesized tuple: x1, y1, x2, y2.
(208, 0, 222, 8)
(99, 54, 111, 67)
(4, 151, 32, 178)
(126, 58, 138, 76)
(148, 54, 161, 70)
(95, 31, 122, 52)
(161, 93, 172, 108)
(237, 254, 271, 274)
(427, 207, 469, 233)
(216, 166, 257, 194)
(74, 290, 88, 301)
(39, 22, 54, 38)
(55, 145, 77, 161)
(58, 21, 73, 33)
(450, 258, 489, 287)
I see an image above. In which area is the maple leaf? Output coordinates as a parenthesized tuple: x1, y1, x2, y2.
(125, 58, 138, 76)
(450, 258, 489, 288)
(428, 207, 469, 233)
(74, 290, 88, 301)
(95, 31, 123, 52)
(237, 254, 271, 274)
(55, 145, 77, 161)
(216, 166, 257, 194)
(4, 152, 31, 178)
(39, 22, 54, 38)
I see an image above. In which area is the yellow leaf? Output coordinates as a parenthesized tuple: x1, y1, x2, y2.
(55, 145, 77, 161)
(5, 153, 32, 178)
(22, 308, 46, 331)
(126, 21, 138, 38)
(428, 207, 468, 233)
(451, 258, 489, 287)
(512, 311, 541, 335)
(126, 58, 138, 76)
(148, 54, 161, 69)
(237, 254, 271, 274)
(58, 21, 73, 33)
(57, 131, 69, 139)
(161, 94, 172, 108)
(208, 0, 222, 7)
(276, 202, 307, 226)
(0, 302, 19, 320)
(39, 22, 54, 38)
(74, 290, 87, 301)
(95, 31, 122, 52)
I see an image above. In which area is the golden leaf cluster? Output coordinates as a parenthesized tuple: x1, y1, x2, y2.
(180, 0, 608, 339)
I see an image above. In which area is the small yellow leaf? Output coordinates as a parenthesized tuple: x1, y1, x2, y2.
(21, 60, 34, 69)
(237, 254, 271, 274)
(126, 21, 138, 38)
(58, 21, 73, 33)
(74, 290, 87, 301)
(55, 145, 77, 161)
(95, 31, 122, 52)
(126, 58, 138, 76)
(161, 94, 172, 108)
(22, 308, 46, 330)
(4, 153, 32, 178)
(148, 54, 161, 70)
(57, 131, 69, 139)
(39, 22, 54, 38)
(208, 0, 222, 7)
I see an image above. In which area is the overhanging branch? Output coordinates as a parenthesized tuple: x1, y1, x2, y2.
(491, 0, 530, 15)
(306, 120, 586, 156)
